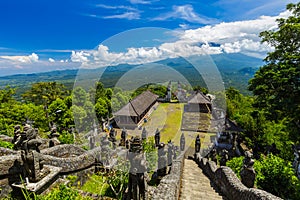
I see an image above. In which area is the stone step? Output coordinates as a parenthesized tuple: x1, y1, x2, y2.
(179, 159, 223, 200)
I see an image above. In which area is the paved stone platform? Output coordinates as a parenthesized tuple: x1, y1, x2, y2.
(179, 159, 223, 200)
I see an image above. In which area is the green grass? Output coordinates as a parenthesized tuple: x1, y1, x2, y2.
(158, 103, 184, 145)
(81, 174, 110, 196)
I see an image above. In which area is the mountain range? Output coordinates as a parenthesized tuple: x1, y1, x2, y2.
(0, 53, 264, 97)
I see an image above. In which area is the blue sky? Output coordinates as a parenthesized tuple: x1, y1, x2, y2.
(0, 0, 298, 76)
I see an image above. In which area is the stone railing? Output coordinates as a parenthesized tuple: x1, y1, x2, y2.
(0, 154, 23, 176)
(0, 135, 13, 143)
(0, 147, 19, 156)
(40, 144, 87, 157)
(152, 154, 184, 200)
(38, 147, 101, 173)
(195, 155, 283, 200)
(0, 146, 100, 176)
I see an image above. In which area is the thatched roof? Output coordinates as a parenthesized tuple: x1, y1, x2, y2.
(188, 92, 211, 104)
(224, 118, 243, 132)
(114, 91, 158, 117)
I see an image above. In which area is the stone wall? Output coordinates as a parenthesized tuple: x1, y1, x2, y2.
(151, 154, 184, 200)
(195, 155, 283, 200)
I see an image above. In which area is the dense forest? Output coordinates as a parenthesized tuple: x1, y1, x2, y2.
(0, 2, 299, 199)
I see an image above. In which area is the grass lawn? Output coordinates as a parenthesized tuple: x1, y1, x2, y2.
(81, 174, 110, 196)
(116, 102, 213, 148)
(157, 103, 184, 145)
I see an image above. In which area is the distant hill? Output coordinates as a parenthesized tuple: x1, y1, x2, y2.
(0, 53, 263, 97)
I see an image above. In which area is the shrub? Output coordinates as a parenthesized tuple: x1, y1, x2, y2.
(255, 154, 300, 199)
(0, 140, 13, 149)
(226, 156, 244, 178)
(227, 154, 300, 199)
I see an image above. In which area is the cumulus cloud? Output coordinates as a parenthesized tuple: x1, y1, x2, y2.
(71, 10, 291, 68)
(71, 51, 90, 63)
(0, 53, 39, 63)
(153, 5, 218, 24)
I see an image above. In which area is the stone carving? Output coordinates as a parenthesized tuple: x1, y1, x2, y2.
(167, 140, 174, 166)
(155, 128, 160, 147)
(89, 135, 95, 150)
(180, 133, 185, 152)
(141, 127, 147, 141)
(157, 143, 168, 178)
(20, 125, 44, 182)
(126, 139, 130, 149)
(195, 134, 201, 153)
(209, 148, 218, 164)
(292, 145, 300, 178)
(48, 126, 60, 148)
(128, 137, 148, 200)
(109, 128, 117, 149)
(240, 151, 256, 188)
(120, 128, 127, 146)
(12, 125, 23, 150)
(220, 149, 229, 166)
(100, 134, 111, 167)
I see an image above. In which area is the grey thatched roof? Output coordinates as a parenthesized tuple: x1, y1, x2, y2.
(114, 90, 158, 117)
(188, 92, 211, 104)
(225, 118, 243, 132)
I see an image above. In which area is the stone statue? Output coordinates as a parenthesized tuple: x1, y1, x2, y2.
(100, 134, 111, 167)
(48, 126, 60, 147)
(157, 143, 168, 178)
(12, 125, 23, 150)
(240, 151, 256, 188)
(141, 127, 147, 141)
(89, 135, 95, 150)
(292, 145, 300, 178)
(20, 125, 43, 182)
(167, 140, 174, 166)
(209, 148, 218, 164)
(220, 149, 229, 166)
(154, 128, 160, 147)
(126, 139, 130, 149)
(180, 133, 185, 152)
(195, 134, 201, 153)
(120, 128, 127, 146)
(23, 125, 42, 153)
(128, 137, 148, 200)
(109, 128, 117, 149)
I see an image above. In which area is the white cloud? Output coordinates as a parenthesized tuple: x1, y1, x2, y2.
(129, 0, 152, 4)
(71, 10, 291, 68)
(0, 53, 39, 63)
(103, 12, 140, 20)
(49, 58, 55, 63)
(71, 51, 90, 63)
(96, 4, 136, 11)
(153, 5, 218, 24)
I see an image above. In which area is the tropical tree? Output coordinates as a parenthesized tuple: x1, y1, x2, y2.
(22, 82, 68, 106)
(249, 3, 300, 126)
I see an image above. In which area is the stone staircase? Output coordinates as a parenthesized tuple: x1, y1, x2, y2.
(179, 159, 224, 200)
